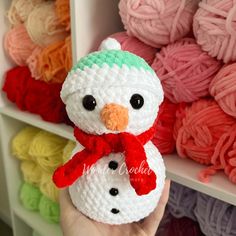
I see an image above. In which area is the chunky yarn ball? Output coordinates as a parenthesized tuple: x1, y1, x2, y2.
(119, 0, 199, 48)
(20, 182, 42, 211)
(195, 193, 236, 236)
(12, 126, 40, 161)
(55, 0, 70, 30)
(4, 24, 37, 66)
(152, 38, 222, 103)
(37, 39, 68, 83)
(7, 0, 43, 25)
(29, 131, 66, 173)
(26, 1, 68, 47)
(39, 196, 60, 223)
(21, 161, 42, 187)
(193, 0, 236, 63)
(107, 32, 158, 65)
(210, 63, 236, 118)
(62, 140, 76, 164)
(40, 172, 59, 203)
(152, 99, 178, 154)
(174, 99, 235, 166)
(168, 182, 197, 221)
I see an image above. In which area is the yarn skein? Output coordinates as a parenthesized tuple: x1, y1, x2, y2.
(12, 126, 40, 161)
(195, 192, 236, 236)
(168, 182, 197, 221)
(29, 131, 66, 173)
(55, 0, 70, 31)
(119, 0, 199, 48)
(107, 31, 158, 65)
(21, 161, 43, 187)
(39, 196, 60, 223)
(40, 172, 59, 203)
(61, 36, 72, 72)
(4, 24, 38, 66)
(174, 99, 235, 166)
(152, 99, 178, 154)
(7, 0, 44, 25)
(210, 63, 236, 118)
(37, 39, 68, 83)
(62, 140, 76, 164)
(26, 1, 68, 47)
(151, 38, 222, 103)
(20, 182, 42, 211)
(193, 0, 236, 63)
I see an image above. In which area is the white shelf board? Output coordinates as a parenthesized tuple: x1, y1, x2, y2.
(164, 154, 236, 206)
(1, 105, 236, 206)
(13, 203, 62, 236)
(0, 106, 74, 140)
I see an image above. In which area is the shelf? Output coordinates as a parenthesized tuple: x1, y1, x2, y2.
(1, 105, 236, 206)
(13, 203, 62, 236)
(164, 155, 236, 206)
(0, 106, 74, 140)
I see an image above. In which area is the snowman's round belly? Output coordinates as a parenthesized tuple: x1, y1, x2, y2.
(69, 142, 166, 225)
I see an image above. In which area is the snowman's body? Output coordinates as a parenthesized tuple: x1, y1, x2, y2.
(69, 141, 165, 225)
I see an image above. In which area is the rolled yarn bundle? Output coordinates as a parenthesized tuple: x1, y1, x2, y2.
(168, 182, 197, 221)
(195, 193, 236, 236)
(108, 31, 158, 65)
(210, 63, 236, 118)
(62, 140, 76, 164)
(152, 99, 178, 154)
(20, 182, 42, 211)
(175, 99, 235, 166)
(37, 40, 68, 83)
(4, 24, 37, 66)
(55, 0, 70, 30)
(29, 131, 66, 173)
(40, 172, 59, 203)
(26, 1, 68, 47)
(12, 126, 40, 161)
(21, 161, 42, 187)
(151, 38, 222, 103)
(7, 0, 44, 25)
(119, 0, 199, 47)
(39, 196, 60, 223)
(193, 0, 236, 63)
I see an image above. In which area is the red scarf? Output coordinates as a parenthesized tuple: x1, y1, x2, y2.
(53, 127, 156, 196)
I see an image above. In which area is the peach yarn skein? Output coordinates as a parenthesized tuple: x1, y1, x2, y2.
(56, 0, 71, 31)
(193, 0, 236, 63)
(26, 1, 68, 47)
(7, 0, 43, 25)
(151, 38, 222, 103)
(119, 0, 199, 48)
(175, 99, 235, 166)
(4, 24, 37, 66)
(210, 63, 236, 118)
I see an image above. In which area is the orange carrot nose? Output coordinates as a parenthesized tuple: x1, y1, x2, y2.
(100, 103, 129, 132)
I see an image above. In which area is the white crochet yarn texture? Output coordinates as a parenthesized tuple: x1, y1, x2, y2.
(69, 141, 166, 225)
(61, 45, 165, 224)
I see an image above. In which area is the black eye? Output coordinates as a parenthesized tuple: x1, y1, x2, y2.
(130, 94, 144, 109)
(82, 95, 97, 111)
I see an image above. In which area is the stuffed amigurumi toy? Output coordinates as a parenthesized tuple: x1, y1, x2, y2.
(53, 38, 166, 225)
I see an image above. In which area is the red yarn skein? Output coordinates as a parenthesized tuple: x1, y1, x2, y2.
(174, 99, 235, 166)
(152, 99, 178, 154)
(3, 66, 70, 124)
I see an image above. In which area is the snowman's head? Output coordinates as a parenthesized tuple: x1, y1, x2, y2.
(61, 39, 163, 135)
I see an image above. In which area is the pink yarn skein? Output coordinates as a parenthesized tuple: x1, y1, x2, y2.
(193, 0, 236, 63)
(108, 32, 158, 65)
(4, 24, 37, 66)
(210, 63, 236, 118)
(119, 0, 199, 48)
(151, 38, 222, 103)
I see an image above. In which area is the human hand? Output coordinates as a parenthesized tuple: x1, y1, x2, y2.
(59, 180, 170, 236)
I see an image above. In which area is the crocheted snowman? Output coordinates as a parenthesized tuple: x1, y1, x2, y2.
(53, 38, 166, 225)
